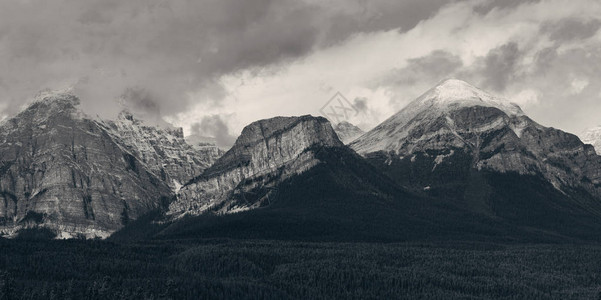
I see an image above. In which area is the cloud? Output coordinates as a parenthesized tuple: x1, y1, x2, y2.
(479, 42, 522, 92)
(382, 50, 464, 87)
(542, 17, 601, 42)
(0, 0, 452, 122)
(190, 115, 237, 149)
(511, 89, 541, 108)
(1, 0, 601, 139)
(570, 77, 590, 95)
(353, 97, 368, 114)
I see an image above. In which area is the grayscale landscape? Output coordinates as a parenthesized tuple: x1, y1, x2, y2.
(1, 0, 601, 299)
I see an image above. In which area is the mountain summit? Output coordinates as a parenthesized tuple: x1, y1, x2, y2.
(350, 79, 601, 238)
(170, 115, 343, 216)
(414, 79, 523, 115)
(351, 79, 525, 155)
(0, 93, 221, 238)
(0, 94, 175, 238)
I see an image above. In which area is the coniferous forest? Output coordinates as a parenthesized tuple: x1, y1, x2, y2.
(2, 237, 601, 299)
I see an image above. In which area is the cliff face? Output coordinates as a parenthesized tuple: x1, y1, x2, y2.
(99, 111, 222, 191)
(170, 115, 343, 217)
(351, 79, 601, 201)
(0, 93, 174, 238)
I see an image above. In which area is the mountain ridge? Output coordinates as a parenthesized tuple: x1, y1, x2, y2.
(170, 115, 343, 217)
(0, 92, 220, 238)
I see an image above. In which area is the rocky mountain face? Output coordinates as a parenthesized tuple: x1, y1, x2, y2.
(351, 79, 601, 192)
(581, 126, 601, 155)
(115, 81, 601, 242)
(350, 79, 601, 233)
(169, 115, 343, 217)
(0, 92, 175, 238)
(98, 111, 221, 191)
(333, 121, 365, 144)
(0, 92, 222, 239)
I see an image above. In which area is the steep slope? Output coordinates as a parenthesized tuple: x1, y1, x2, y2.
(98, 111, 222, 191)
(0, 92, 173, 238)
(333, 121, 365, 144)
(169, 115, 343, 217)
(154, 146, 434, 241)
(118, 135, 566, 243)
(350, 79, 601, 238)
(581, 126, 601, 155)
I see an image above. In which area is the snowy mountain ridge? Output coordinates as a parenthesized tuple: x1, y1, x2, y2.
(415, 79, 523, 116)
(0, 94, 223, 238)
(350, 79, 526, 155)
(97, 111, 222, 191)
(351, 79, 601, 202)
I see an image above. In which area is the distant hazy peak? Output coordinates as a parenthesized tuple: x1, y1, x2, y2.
(581, 126, 601, 155)
(33, 88, 78, 103)
(7, 89, 86, 123)
(334, 121, 365, 144)
(114, 108, 179, 133)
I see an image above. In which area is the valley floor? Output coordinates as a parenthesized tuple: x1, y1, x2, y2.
(1, 238, 600, 299)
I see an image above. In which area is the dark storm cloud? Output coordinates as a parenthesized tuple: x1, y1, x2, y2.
(3, 0, 594, 128)
(0, 0, 458, 121)
(533, 46, 559, 74)
(542, 18, 601, 42)
(380, 50, 463, 87)
(190, 115, 237, 149)
(353, 97, 368, 114)
(321, 0, 451, 46)
(473, 0, 541, 14)
(479, 42, 522, 92)
(0, 0, 324, 118)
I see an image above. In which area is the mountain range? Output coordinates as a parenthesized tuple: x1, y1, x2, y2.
(0, 92, 221, 238)
(3, 79, 601, 241)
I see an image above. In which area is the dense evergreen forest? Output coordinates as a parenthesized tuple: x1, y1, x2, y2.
(2, 237, 601, 299)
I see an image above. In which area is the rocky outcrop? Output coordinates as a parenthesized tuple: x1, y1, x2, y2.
(351, 79, 601, 199)
(0, 92, 174, 238)
(170, 115, 343, 217)
(333, 121, 365, 144)
(98, 111, 222, 191)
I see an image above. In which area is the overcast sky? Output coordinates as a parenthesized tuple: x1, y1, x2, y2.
(1, 0, 601, 148)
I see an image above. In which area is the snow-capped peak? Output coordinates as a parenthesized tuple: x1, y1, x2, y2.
(349, 79, 528, 155)
(33, 87, 79, 104)
(416, 79, 524, 116)
(11, 88, 85, 121)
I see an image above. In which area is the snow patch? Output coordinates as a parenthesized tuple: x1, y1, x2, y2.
(432, 150, 454, 171)
(509, 119, 528, 138)
(172, 179, 182, 193)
